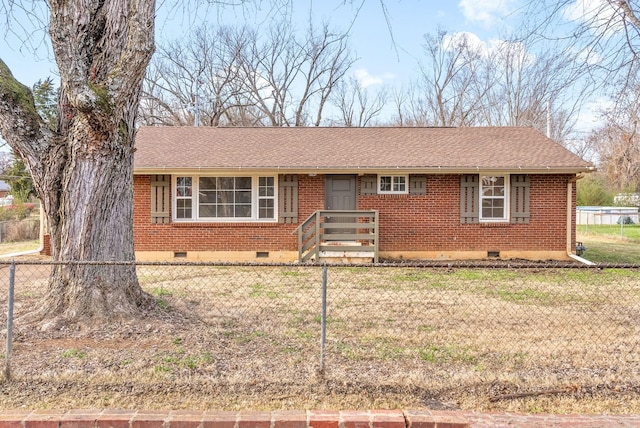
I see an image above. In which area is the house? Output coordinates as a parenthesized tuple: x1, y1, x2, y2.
(0, 180, 10, 199)
(132, 126, 594, 263)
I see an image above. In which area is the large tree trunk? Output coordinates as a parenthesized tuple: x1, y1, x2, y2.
(43, 119, 151, 324)
(0, 0, 156, 328)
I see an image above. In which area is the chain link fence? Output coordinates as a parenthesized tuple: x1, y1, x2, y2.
(0, 260, 639, 408)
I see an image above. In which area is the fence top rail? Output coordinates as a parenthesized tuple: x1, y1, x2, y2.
(0, 259, 637, 269)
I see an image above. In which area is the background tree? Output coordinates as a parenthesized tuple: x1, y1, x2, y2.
(479, 40, 582, 144)
(587, 86, 640, 193)
(526, 1, 640, 93)
(576, 173, 615, 206)
(406, 30, 487, 127)
(32, 77, 58, 129)
(3, 155, 33, 203)
(140, 21, 354, 127)
(329, 76, 387, 126)
(391, 30, 584, 145)
(140, 25, 254, 126)
(525, 1, 640, 170)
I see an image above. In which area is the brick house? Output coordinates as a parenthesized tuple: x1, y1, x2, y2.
(133, 126, 594, 262)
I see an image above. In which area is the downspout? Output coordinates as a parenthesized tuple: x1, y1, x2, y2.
(566, 174, 594, 265)
(0, 201, 45, 259)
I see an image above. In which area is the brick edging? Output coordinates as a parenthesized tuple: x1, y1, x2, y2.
(0, 409, 470, 428)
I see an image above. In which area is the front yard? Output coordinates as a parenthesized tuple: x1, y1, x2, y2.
(0, 262, 638, 414)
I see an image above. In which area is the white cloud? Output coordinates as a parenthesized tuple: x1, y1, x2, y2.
(576, 97, 610, 132)
(458, 0, 515, 26)
(354, 69, 395, 88)
(442, 31, 488, 54)
(562, 0, 624, 36)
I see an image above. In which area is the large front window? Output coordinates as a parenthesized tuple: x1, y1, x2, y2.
(480, 175, 508, 221)
(174, 175, 276, 221)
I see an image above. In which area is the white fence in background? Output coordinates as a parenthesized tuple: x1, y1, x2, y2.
(576, 206, 639, 225)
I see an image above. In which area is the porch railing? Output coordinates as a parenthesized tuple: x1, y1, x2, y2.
(294, 210, 378, 263)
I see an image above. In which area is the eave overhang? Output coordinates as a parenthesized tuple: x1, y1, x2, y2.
(134, 165, 596, 175)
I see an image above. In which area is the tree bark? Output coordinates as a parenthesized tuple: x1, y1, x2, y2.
(0, 0, 156, 328)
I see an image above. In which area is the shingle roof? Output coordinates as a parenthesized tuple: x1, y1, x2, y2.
(134, 126, 594, 173)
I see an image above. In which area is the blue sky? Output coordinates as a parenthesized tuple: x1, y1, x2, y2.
(1, 0, 520, 89)
(0, 0, 603, 135)
(295, 0, 520, 89)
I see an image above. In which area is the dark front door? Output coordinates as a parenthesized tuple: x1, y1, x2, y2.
(325, 175, 357, 238)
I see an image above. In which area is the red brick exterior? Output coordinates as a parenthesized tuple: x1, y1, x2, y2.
(358, 174, 572, 252)
(133, 173, 576, 256)
(133, 174, 324, 253)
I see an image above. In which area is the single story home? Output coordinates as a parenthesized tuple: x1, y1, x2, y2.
(133, 126, 594, 263)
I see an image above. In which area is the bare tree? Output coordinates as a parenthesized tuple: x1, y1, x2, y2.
(525, 0, 640, 93)
(146, 21, 355, 127)
(0, 0, 156, 326)
(524, 1, 640, 177)
(588, 83, 640, 192)
(329, 76, 387, 127)
(239, 22, 355, 126)
(479, 40, 583, 144)
(411, 30, 487, 127)
(140, 25, 257, 127)
(393, 29, 584, 145)
(0, 0, 368, 328)
(293, 24, 354, 126)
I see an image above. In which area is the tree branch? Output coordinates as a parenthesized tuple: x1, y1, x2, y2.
(0, 58, 49, 161)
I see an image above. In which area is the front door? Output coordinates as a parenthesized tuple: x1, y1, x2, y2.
(325, 175, 357, 238)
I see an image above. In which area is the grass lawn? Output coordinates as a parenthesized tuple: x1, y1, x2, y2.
(576, 224, 640, 264)
(0, 240, 40, 255)
(0, 262, 638, 414)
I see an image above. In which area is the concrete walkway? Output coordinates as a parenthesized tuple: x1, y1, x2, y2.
(1, 408, 640, 427)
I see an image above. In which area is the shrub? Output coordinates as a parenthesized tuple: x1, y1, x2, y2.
(0, 219, 39, 242)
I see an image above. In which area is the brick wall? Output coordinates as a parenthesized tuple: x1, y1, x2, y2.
(358, 174, 571, 252)
(133, 174, 326, 253)
(133, 173, 574, 255)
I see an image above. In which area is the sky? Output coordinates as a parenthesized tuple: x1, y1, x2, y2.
(0, 1, 519, 90)
(0, 0, 602, 134)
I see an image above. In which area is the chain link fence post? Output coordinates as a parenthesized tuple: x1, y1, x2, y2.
(4, 260, 15, 382)
(319, 263, 327, 376)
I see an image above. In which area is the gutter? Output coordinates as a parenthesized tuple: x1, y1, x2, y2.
(0, 202, 45, 259)
(134, 166, 595, 176)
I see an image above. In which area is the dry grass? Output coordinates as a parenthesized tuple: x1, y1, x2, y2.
(0, 240, 39, 255)
(0, 262, 639, 414)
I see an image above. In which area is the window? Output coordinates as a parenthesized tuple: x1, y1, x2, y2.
(258, 177, 275, 219)
(175, 177, 193, 219)
(378, 175, 408, 194)
(480, 175, 508, 221)
(174, 175, 276, 221)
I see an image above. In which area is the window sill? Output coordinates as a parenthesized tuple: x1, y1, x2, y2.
(480, 222, 511, 228)
(371, 193, 411, 198)
(171, 221, 280, 228)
